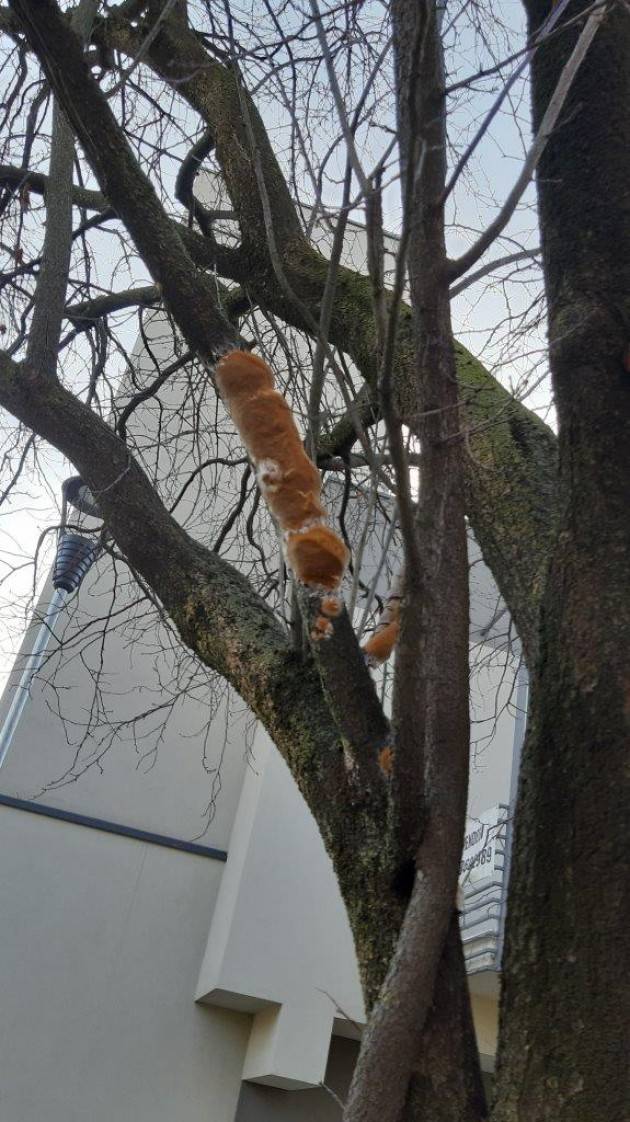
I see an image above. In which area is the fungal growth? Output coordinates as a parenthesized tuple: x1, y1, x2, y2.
(214, 350, 350, 638)
(362, 568, 404, 667)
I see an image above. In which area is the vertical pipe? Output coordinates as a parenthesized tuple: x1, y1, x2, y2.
(495, 661, 529, 967)
(0, 587, 67, 768)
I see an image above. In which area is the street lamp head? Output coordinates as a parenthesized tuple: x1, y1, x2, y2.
(61, 476, 102, 519)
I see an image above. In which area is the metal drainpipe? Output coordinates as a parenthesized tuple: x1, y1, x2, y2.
(495, 661, 529, 968)
(0, 530, 100, 769)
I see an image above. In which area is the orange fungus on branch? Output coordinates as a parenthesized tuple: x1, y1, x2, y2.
(362, 569, 404, 668)
(214, 350, 350, 617)
(285, 524, 349, 592)
(363, 617, 400, 666)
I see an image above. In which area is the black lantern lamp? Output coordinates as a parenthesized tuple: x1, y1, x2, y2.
(54, 477, 103, 594)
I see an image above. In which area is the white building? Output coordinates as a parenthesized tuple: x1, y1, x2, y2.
(0, 220, 524, 1120)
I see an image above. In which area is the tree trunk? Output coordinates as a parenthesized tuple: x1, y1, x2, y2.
(344, 880, 486, 1122)
(406, 917, 488, 1122)
(339, 1, 488, 1117)
(495, 4, 630, 1119)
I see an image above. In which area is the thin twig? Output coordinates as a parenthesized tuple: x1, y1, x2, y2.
(449, 247, 541, 298)
(448, 3, 608, 282)
(27, 0, 99, 378)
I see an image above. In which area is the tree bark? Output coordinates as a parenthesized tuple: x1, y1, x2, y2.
(406, 916, 488, 1122)
(388, 0, 485, 1116)
(495, 4, 630, 1119)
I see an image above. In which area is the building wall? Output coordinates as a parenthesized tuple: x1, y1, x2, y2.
(0, 719, 505, 1121)
(0, 550, 514, 1117)
(0, 805, 248, 1122)
(236, 1037, 359, 1122)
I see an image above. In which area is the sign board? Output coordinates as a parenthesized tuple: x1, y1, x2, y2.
(459, 805, 506, 890)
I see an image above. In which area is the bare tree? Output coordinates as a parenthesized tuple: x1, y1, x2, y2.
(0, 2, 627, 1121)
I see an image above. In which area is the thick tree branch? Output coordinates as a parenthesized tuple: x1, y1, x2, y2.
(66, 284, 161, 324)
(0, 163, 108, 211)
(174, 126, 223, 236)
(317, 383, 379, 462)
(298, 590, 390, 789)
(66, 281, 248, 330)
(0, 4, 21, 37)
